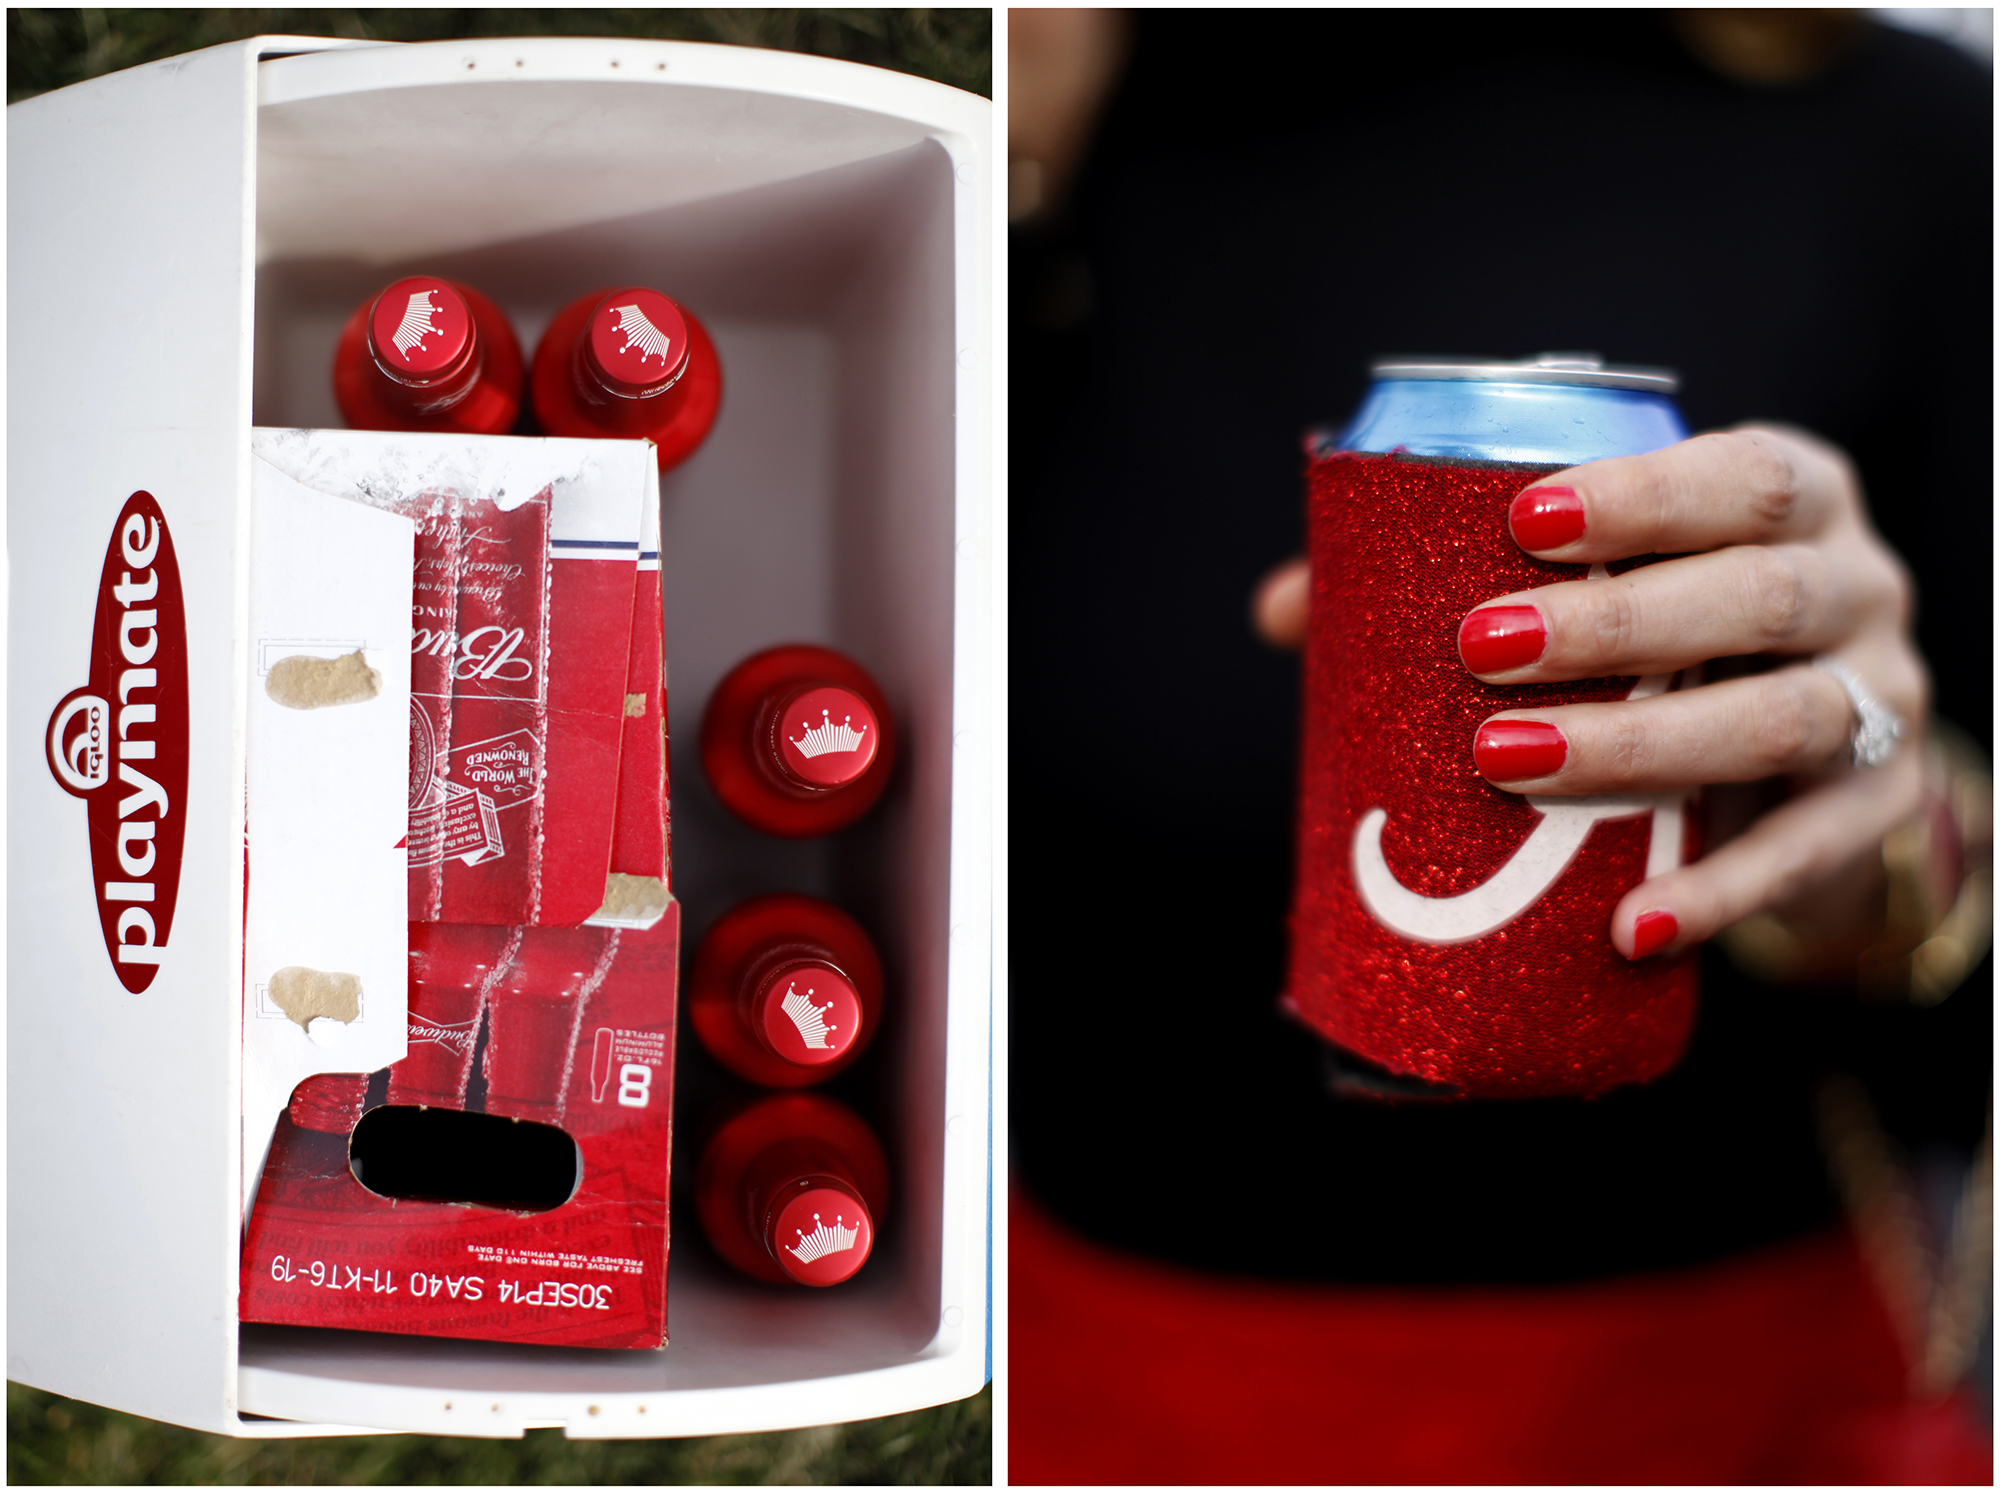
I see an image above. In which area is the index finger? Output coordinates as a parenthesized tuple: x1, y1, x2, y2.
(1508, 426, 1855, 563)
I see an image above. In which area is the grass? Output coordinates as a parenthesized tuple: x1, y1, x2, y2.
(6, 8, 992, 104)
(9, 1379, 992, 1484)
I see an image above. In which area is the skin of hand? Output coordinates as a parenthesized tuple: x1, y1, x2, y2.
(1253, 425, 1931, 959)
(1008, 8, 1132, 221)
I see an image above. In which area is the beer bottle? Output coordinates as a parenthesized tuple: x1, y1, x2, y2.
(695, 1093, 888, 1287)
(700, 645, 896, 837)
(688, 893, 883, 1087)
(333, 275, 523, 435)
(528, 285, 722, 473)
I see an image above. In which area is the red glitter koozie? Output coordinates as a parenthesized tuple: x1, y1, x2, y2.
(1287, 358, 1699, 1099)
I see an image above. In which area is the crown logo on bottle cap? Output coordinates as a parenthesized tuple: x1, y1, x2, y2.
(609, 304, 674, 366)
(390, 289, 445, 360)
(779, 982, 838, 1050)
(786, 1211, 861, 1264)
(789, 709, 868, 759)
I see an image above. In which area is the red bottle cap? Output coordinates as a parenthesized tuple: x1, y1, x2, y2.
(585, 289, 692, 398)
(768, 1183, 874, 1286)
(754, 960, 863, 1067)
(773, 685, 880, 790)
(367, 276, 474, 384)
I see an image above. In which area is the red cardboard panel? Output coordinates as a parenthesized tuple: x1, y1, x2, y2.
(240, 905, 679, 1349)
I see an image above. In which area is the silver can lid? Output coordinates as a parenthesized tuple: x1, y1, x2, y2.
(1369, 351, 1679, 394)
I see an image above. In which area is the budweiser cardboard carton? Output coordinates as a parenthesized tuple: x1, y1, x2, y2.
(250, 428, 665, 928)
(238, 430, 677, 1347)
(240, 911, 680, 1348)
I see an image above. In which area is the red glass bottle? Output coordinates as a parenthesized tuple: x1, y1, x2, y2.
(700, 645, 896, 837)
(332, 274, 524, 435)
(695, 1093, 889, 1288)
(689, 894, 883, 1088)
(528, 285, 722, 474)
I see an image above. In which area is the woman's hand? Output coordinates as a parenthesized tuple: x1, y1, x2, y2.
(1254, 425, 1930, 960)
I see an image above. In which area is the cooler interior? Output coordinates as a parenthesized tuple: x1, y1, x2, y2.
(244, 53, 964, 1433)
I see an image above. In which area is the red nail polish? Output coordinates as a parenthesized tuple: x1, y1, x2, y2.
(1510, 485, 1586, 551)
(1631, 909, 1678, 959)
(1458, 605, 1546, 673)
(1474, 720, 1568, 780)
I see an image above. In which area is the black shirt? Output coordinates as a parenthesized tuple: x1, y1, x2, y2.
(1012, 10, 1991, 1283)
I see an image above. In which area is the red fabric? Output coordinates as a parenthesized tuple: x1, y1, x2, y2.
(1291, 451, 1697, 1097)
(1010, 1189, 1992, 1485)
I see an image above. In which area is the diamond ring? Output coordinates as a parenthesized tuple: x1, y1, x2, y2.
(1814, 657, 1906, 768)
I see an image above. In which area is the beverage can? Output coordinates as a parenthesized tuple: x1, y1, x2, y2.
(1286, 354, 1698, 1099)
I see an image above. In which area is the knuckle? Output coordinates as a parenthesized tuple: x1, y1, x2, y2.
(1741, 546, 1809, 645)
(1905, 651, 1934, 721)
(1722, 431, 1802, 529)
(1750, 674, 1818, 771)
(1822, 442, 1862, 506)
(1872, 544, 1917, 627)
(1572, 579, 1643, 659)
(1597, 708, 1652, 782)
(1879, 643, 1932, 724)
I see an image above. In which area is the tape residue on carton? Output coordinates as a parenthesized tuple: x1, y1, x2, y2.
(265, 650, 382, 710)
(268, 966, 362, 1029)
(588, 874, 671, 929)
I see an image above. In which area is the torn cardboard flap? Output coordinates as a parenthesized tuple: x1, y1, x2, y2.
(266, 650, 382, 710)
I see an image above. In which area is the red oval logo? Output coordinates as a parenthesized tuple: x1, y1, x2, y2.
(46, 493, 189, 992)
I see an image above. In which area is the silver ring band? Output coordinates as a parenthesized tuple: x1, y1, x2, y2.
(1814, 657, 1905, 768)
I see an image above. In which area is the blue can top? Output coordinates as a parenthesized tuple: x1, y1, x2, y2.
(1334, 354, 1689, 465)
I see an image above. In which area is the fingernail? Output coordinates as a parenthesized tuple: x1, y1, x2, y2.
(1474, 719, 1568, 780)
(1510, 485, 1586, 551)
(1458, 605, 1547, 673)
(1630, 909, 1678, 959)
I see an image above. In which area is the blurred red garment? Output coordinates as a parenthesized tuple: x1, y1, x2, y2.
(1010, 1188, 1991, 1486)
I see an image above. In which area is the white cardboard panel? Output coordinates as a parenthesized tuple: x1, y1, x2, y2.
(242, 462, 414, 1223)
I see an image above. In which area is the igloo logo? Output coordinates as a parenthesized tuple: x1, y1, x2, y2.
(46, 492, 190, 991)
(47, 692, 110, 793)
